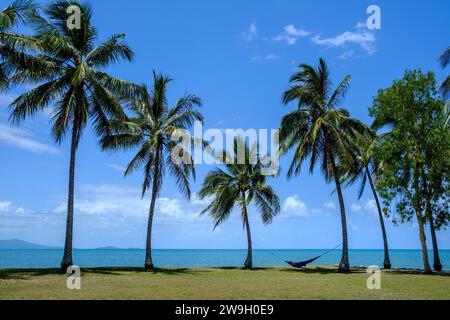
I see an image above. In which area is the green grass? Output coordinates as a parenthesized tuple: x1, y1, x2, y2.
(0, 266, 449, 300)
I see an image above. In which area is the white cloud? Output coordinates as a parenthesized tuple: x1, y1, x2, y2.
(273, 24, 310, 45)
(0, 201, 12, 213)
(252, 53, 280, 62)
(323, 201, 336, 210)
(311, 22, 376, 55)
(364, 199, 378, 215)
(351, 199, 378, 216)
(351, 203, 363, 212)
(107, 163, 126, 173)
(264, 54, 279, 61)
(52, 184, 209, 224)
(282, 195, 310, 218)
(338, 50, 355, 60)
(0, 124, 59, 154)
(0, 200, 34, 216)
(242, 20, 257, 41)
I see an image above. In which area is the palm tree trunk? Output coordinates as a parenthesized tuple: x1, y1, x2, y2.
(242, 192, 253, 269)
(144, 150, 160, 271)
(426, 200, 442, 271)
(329, 152, 350, 272)
(60, 124, 78, 272)
(366, 167, 391, 269)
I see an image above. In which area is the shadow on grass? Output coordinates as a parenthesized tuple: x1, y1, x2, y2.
(0, 266, 211, 279)
(149, 268, 211, 275)
(1, 266, 448, 279)
(281, 266, 343, 275)
(385, 268, 450, 276)
(0, 268, 61, 280)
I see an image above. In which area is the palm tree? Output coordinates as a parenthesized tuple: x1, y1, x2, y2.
(101, 71, 203, 270)
(198, 137, 281, 269)
(279, 58, 368, 272)
(440, 46, 450, 127)
(440, 46, 450, 97)
(0, 0, 39, 90)
(341, 132, 391, 269)
(8, 0, 141, 271)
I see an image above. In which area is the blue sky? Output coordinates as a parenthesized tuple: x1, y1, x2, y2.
(0, 0, 449, 249)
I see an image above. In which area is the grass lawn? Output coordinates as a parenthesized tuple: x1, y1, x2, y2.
(0, 266, 449, 300)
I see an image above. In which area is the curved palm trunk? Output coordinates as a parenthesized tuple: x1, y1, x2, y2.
(329, 152, 350, 272)
(242, 192, 253, 269)
(366, 167, 391, 269)
(426, 201, 442, 271)
(60, 125, 78, 272)
(144, 150, 160, 271)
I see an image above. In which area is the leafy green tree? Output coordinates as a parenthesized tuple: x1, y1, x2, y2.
(370, 69, 449, 273)
(101, 71, 203, 270)
(0, 0, 38, 90)
(198, 137, 280, 269)
(8, 0, 141, 271)
(341, 132, 391, 269)
(421, 116, 450, 271)
(279, 58, 368, 272)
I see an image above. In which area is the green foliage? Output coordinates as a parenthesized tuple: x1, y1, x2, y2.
(279, 58, 369, 182)
(8, 0, 141, 147)
(370, 69, 449, 227)
(439, 46, 450, 98)
(199, 136, 280, 229)
(101, 71, 203, 199)
(339, 131, 378, 199)
(0, 0, 39, 90)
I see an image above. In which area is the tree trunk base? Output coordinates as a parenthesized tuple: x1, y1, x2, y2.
(144, 262, 154, 271)
(338, 261, 350, 273)
(423, 269, 434, 275)
(383, 261, 391, 269)
(244, 259, 252, 270)
(433, 263, 442, 272)
(60, 260, 73, 273)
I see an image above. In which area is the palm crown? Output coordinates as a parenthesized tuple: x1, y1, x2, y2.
(199, 137, 280, 268)
(101, 71, 203, 199)
(280, 58, 367, 179)
(440, 46, 450, 97)
(0, 0, 39, 90)
(9, 0, 140, 145)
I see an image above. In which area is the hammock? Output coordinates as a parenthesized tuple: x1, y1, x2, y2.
(285, 243, 342, 269)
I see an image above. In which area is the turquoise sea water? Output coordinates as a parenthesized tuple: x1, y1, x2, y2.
(0, 249, 449, 270)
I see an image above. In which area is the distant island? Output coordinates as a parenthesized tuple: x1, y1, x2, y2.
(0, 239, 61, 249)
(0, 239, 141, 250)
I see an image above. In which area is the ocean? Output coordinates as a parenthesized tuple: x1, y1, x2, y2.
(0, 249, 449, 270)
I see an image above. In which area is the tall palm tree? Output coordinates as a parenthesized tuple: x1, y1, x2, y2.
(101, 71, 203, 270)
(0, 0, 39, 90)
(279, 58, 368, 272)
(8, 0, 141, 271)
(341, 132, 391, 269)
(199, 137, 281, 269)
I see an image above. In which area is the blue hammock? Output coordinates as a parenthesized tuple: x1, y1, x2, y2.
(285, 243, 342, 269)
